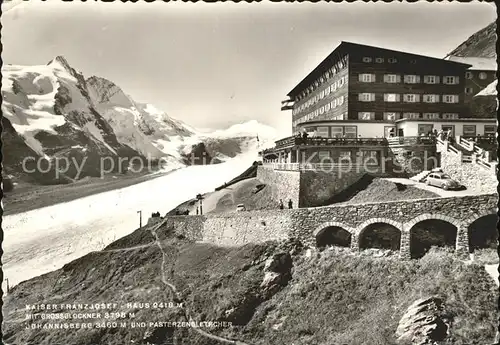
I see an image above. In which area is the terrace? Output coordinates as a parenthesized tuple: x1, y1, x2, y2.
(265, 136, 436, 153)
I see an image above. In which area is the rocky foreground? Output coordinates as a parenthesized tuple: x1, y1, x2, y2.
(3, 219, 497, 345)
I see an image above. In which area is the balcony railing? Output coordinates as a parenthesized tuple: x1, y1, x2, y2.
(263, 162, 380, 171)
(387, 136, 436, 146)
(275, 136, 388, 149)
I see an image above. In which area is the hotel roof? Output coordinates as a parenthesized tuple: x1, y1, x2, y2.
(446, 56, 497, 71)
(286, 41, 472, 98)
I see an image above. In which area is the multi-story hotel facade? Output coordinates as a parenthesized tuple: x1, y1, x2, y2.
(267, 42, 496, 172)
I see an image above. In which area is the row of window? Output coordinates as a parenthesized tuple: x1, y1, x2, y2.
(293, 94, 347, 117)
(417, 124, 496, 136)
(357, 112, 459, 120)
(295, 60, 348, 102)
(358, 74, 460, 85)
(292, 112, 348, 128)
(466, 71, 489, 80)
(292, 111, 460, 127)
(293, 77, 348, 114)
(362, 57, 399, 64)
(358, 93, 460, 103)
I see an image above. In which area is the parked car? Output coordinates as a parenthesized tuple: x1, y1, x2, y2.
(236, 204, 246, 212)
(425, 172, 461, 190)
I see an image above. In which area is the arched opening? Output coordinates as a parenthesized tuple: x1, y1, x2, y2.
(316, 226, 352, 248)
(410, 219, 457, 259)
(359, 223, 401, 250)
(468, 214, 498, 253)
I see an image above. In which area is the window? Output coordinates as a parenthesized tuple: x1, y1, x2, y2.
(319, 106, 325, 115)
(384, 93, 400, 102)
(418, 124, 433, 135)
(375, 57, 384, 63)
(359, 74, 375, 82)
(339, 151, 352, 160)
(403, 94, 420, 103)
(331, 126, 343, 137)
(442, 113, 459, 119)
(409, 59, 417, 64)
(338, 95, 345, 105)
(484, 125, 496, 136)
(318, 151, 331, 160)
(465, 72, 473, 79)
(443, 95, 459, 103)
(325, 103, 331, 111)
(463, 125, 476, 137)
(320, 90, 325, 99)
(423, 113, 440, 119)
(338, 77, 345, 88)
(331, 99, 337, 108)
(388, 58, 397, 63)
(443, 76, 459, 85)
(331, 113, 347, 121)
(362, 57, 372, 63)
(344, 126, 357, 138)
(384, 112, 400, 121)
(423, 75, 439, 84)
(325, 87, 330, 96)
(317, 126, 329, 138)
(465, 87, 474, 94)
(479, 72, 488, 80)
(403, 112, 420, 119)
(423, 94, 439, 103)
(404, 75, 420, 84)
(384, 74, 400, 83)
(358, 112, 375, 120)
(359, 93, 375, 102)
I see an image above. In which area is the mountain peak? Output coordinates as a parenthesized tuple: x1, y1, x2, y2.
(47, 56, 73, 72)
(447, 22, 497, 58)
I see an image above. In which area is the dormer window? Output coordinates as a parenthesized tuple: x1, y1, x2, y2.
(388, 58, 398, 63)
(362, 57, 372, 63)
(375, 57, 384, 63)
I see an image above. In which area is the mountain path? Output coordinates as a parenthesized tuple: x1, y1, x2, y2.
(149, 218, 251, 345)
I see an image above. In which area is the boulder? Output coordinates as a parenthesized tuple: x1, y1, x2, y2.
(396, 296, 451, 345)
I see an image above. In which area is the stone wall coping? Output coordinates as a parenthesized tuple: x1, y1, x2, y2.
(174, 193, 497, 220)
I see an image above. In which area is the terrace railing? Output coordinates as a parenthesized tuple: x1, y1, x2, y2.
(263, 162, 380, 172)
(275, 136, 388, 149)
(387, 136, 436, 146)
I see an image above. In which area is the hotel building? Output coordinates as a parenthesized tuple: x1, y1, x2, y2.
(265, 42, 496, 170)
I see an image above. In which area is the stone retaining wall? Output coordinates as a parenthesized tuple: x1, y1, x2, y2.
(164, 193, 497, 257)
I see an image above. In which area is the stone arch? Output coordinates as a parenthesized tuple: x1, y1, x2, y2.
(314, 222, 355, 249)
(464, 208, 498, 253)
(357, 218, 403, 251)
(406, 213, 460, 259)
(404, 213, 462, 232)
(462, 208, 497, 229)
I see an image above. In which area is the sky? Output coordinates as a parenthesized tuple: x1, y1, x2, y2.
(2, 1, 496, 138)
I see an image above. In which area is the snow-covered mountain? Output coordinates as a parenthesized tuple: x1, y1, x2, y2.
(1, 56, 277, 185)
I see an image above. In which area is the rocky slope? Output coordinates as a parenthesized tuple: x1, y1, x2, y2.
(447, 21, 497, 58)
(2, 221, 497, 345)
(1, 57, 276, 185)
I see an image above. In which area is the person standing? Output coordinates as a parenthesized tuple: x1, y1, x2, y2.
(279, 199, 284, 210)
(288, 199, 293, 209)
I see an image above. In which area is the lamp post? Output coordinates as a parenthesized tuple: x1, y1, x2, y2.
(196, 194, 203, 215)
(137, 210, 142, 228)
